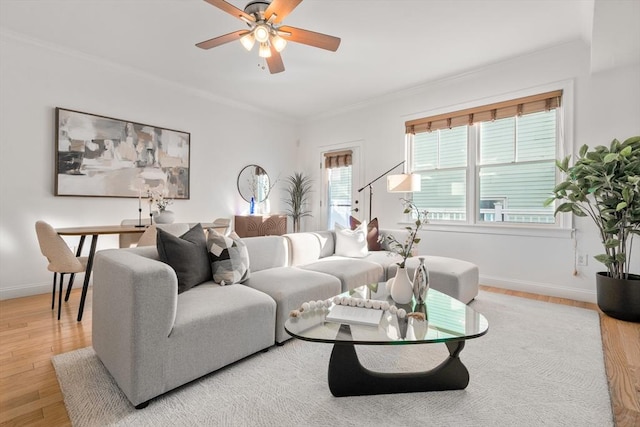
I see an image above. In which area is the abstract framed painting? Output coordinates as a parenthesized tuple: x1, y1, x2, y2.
(55, 108, 190, 199)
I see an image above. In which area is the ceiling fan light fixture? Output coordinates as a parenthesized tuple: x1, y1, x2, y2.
(271, 34, 287, 52)
(197, 0, 341, 74)
(240, 33, 255, 51)
(254, 24, 270, 43)
(258, 42, 271, 58)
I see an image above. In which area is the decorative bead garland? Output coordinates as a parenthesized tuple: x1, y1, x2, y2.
(289, 299, 331, 318)
(288, 296, 407, 319)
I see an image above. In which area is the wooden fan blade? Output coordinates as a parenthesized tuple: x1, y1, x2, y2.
(278, 26, 340, 51)
(203, 0, 254, 22)
(264, 0, 302, 24)
(196, 30, 248, 49)
(266, 46, 285, 74)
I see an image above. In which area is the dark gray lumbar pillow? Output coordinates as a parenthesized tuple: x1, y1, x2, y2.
(157, 223, 212, 294)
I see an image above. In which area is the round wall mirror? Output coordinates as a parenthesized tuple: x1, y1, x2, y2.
(237, 164, 271, 203)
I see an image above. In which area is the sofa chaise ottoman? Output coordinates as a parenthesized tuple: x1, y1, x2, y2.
(388, 255, 479, 304)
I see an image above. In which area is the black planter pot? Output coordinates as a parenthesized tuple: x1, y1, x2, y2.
(596, 272, 640, 322)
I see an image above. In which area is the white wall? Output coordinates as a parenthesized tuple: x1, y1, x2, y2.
(2, 34, 638, 303)
(0, 33, 298, 299)
(298, 40, 640, 303)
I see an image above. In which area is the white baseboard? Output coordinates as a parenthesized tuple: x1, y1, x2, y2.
(1, 282, 52, 300)
(480, 274, 597, 304)
(0, 281, 92, 301)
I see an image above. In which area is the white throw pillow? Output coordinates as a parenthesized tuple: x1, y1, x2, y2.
(334, 222, 369, 258)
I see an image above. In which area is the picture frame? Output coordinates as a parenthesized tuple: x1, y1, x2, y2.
(55, 107, 190, 199)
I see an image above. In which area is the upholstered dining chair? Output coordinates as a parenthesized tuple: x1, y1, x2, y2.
(136, 224, 158, 247)
(212, 217, 232, 235)
(137, 219, 233, 247)
(35, 220, 88, 320)
(119, 218, 151, 248)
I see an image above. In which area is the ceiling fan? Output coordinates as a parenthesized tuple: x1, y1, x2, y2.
(196, 0, 341, 74)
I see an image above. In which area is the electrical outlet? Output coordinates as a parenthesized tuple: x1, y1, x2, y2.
(577, 253, 588, 266)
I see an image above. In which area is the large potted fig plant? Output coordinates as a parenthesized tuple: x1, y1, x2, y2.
(545, 136, 640, 322)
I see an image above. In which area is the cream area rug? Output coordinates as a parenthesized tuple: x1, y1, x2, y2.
(52, 291, 613, 426)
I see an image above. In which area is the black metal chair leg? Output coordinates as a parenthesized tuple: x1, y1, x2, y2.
(58, 273, 64, 320)
(66, 235, 85, 302)
(51, 272, 57, 310)
(64, 273, 75, 302)
(77, 235, 97, 322)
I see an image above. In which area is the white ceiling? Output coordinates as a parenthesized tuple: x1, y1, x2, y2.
(1, 0, 638, 121)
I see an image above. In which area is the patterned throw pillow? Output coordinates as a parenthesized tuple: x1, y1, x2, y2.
(207, 229, 250, 285)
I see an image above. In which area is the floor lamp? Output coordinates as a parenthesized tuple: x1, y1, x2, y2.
(357, 161, 421, 222)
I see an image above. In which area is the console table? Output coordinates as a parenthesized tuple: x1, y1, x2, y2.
(56, 222, 225, 321)
(56, 225, 152, 321)
(234, 214, 287, 237)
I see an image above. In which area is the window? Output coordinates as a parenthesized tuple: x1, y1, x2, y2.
(413, 127, 468, 221)
(478, 111, 557, 223)
(324, 150, 353, 229)
(407, 90, 562, 226)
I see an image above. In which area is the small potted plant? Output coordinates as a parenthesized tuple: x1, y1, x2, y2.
(381, 199, 429, 304)
(545, 136, 639, 322)
(382, 199, 429, 269)
(283, 172, 312, 233)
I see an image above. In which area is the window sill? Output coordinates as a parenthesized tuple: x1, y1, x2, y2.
(396, 221, 574, 239)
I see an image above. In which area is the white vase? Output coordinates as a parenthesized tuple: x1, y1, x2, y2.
(385, 278, 394, 293)
(153, 210, 175, 224)
(390, 266, 413, 304)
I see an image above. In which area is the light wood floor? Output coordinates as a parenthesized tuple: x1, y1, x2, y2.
(0, 286, 638, 426)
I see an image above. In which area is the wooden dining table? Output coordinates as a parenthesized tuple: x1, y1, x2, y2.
(56, 224, 151, 321)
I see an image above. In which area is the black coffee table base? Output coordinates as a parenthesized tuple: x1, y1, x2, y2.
(328, 339, 469, 397)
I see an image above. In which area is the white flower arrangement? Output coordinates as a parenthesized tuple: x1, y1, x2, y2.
(148, 189, 173, 212)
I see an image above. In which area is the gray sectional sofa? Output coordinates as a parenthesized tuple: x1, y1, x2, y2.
(92, 225, 478, 408)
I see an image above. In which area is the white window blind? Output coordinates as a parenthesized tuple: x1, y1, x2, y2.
(408, 90, 562, 225)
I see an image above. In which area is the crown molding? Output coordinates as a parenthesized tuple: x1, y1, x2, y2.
(306, 39, 586, 124)
(0, 27, 297, 124)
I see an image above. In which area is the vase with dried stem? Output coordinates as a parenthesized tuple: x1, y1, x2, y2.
(382, 199, 429, 304)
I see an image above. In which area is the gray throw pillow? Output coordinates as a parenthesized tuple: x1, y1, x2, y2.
(207, 229, 250, 285)
(157, 223, 212, 294)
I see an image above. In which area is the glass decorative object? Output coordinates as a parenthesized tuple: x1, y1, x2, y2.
(412, 257, 429, 305)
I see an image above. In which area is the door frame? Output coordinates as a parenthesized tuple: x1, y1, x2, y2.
(318, 141, 363, 230)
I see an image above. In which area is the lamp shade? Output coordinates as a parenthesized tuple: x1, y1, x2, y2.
(387, 173, 421, 192)
(240, 33, 255, 51)
(258, 42, 271, 58)
(271, 34, 287, 52)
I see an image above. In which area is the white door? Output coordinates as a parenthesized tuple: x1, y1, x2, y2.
(321, 146, 360, 229)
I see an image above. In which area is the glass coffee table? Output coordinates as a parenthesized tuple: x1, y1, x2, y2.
(284, 283, 489, 397)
